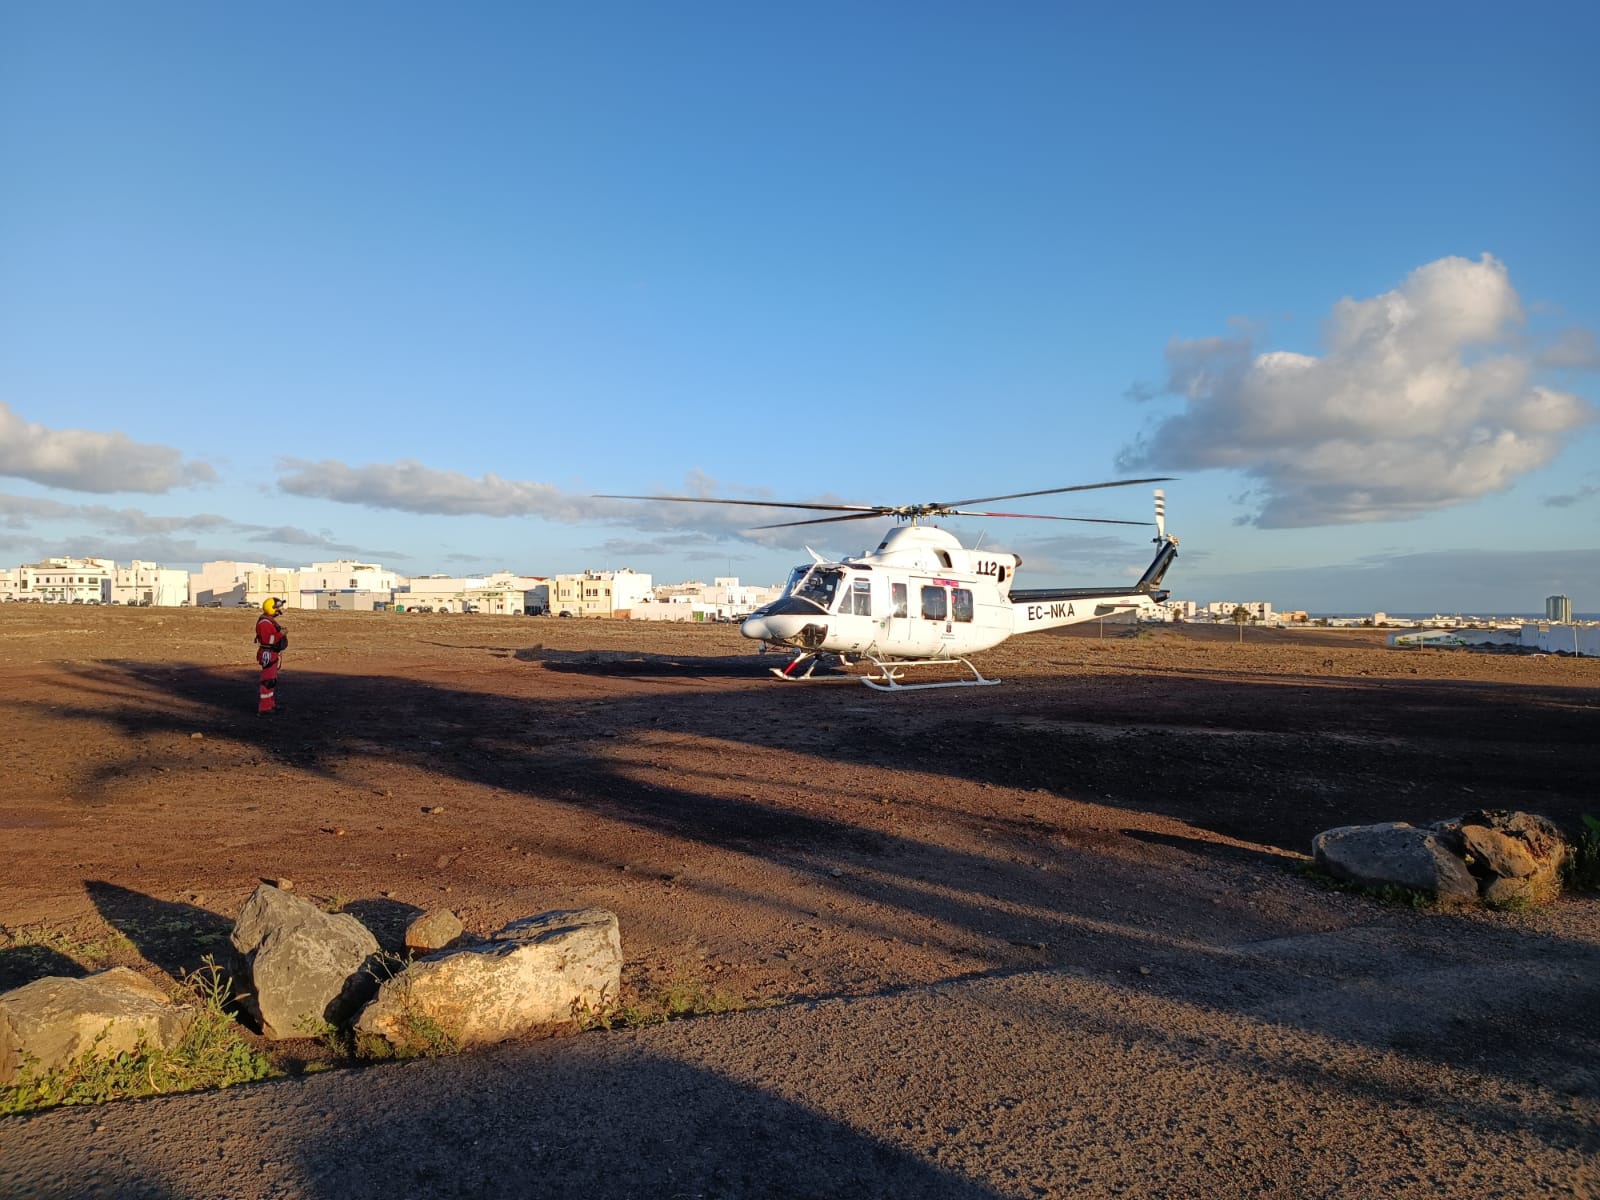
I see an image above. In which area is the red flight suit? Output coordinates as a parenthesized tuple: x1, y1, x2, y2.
(254, 612, 288, 714)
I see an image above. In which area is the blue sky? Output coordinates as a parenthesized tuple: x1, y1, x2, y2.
(3, 2, 1596, 611)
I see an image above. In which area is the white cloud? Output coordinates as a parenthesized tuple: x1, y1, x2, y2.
(0, 402, 215, 493)
(1119, 255, 1598, 527)
(273, 458, 837, 546)
(276, 458, 603, 519)
(0, 492, 404, 561)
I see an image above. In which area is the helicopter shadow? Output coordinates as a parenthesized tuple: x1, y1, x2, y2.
(525, 647, 814, 679)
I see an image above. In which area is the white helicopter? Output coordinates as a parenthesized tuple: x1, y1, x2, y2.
(599, 477, 1179, 690)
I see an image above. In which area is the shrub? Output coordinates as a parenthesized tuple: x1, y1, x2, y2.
(1, 958, 275, 1116)
(1563, 815, 1600, 892)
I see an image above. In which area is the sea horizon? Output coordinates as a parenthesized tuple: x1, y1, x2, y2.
(1308, 612, 1597, 622)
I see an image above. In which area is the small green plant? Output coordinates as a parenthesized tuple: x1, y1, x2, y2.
(1562, 815, 1600, 892)
(576, 972, 753, 1032)
(1368, 883, 1436, 910)
(350, 957, 459, 1060)
(0, 957, 275, 1116)
(657, 974, 742, 1017)
(0, 923, 135, 967)
(1300, 865, 1435, 909)
(354, 1001, 459, 1060)
(1484, 888, 1535, 914)
(293, 1014, 353, 1059)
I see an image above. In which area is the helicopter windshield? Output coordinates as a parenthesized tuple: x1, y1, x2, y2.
(779, 566, 809, 598)
(793, 568, 844, 610)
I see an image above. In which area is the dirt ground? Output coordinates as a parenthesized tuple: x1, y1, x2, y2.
(2, 604, 1598, 1195)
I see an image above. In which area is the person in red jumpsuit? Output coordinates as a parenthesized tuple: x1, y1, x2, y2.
(254, 597, 289, 714)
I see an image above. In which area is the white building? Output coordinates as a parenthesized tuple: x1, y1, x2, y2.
(1204, 600, 1274, 622)
(110, 561, 190, 607)
(395, 574, 474, 612)
(552, 568, 653, 618)
(243, 567, 303, 609)
(460, 571, 549, 615)
(1522, 623, 1597, 656)
(191, 561, 268, 608)
(294, 559, 402, 611)
(392, 573, 541, 614)
(298, 560, 402, 595)
(21, 557, 114, 604)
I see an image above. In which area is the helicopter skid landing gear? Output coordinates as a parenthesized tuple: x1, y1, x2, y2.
(771, 651, 821, 680)
(858, 654, 1000, 691)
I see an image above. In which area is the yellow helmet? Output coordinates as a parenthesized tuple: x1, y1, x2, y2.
(262, 597, 282, 616)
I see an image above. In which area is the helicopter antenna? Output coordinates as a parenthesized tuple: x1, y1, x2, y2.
(1154, 490, 1166, 542)
(972, 531, 987, 550)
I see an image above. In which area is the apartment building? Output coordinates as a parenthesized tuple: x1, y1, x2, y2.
(552, 568, 652, 617)
(191, 561, 268, 607)
(19, 557, 114, 604)
(110, 561, 190, 607)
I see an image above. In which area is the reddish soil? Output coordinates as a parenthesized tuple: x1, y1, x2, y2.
(3, 606, 1594, 1010)
(4, 605, 1600, 1196)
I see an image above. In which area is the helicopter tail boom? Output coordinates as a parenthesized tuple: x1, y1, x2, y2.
(1011, 498, 1179, 633)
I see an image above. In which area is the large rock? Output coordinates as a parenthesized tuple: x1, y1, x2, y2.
(230, 884, 381, 1039)
(1445, 809, 1569, 905)
(356, 908, 622, 1052)
(0, 968, 194, 1085)
(1312, 822, 1479, 902)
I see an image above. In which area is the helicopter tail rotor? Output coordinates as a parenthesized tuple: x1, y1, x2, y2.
(1154, 489, 1166, 542)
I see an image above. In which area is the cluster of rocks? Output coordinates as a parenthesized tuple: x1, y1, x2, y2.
(0, 885, 622, 1085)
(1313, 809, 1570, 906)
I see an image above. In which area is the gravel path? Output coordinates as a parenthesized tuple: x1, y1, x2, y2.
(6, 910, 1597, 1200)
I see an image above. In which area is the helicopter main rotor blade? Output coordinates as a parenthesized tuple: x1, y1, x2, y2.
(946, 509, 1152, 525)
(594, 493, 881, 514)
(749, 511, 891, 531)
(938, 476, 1173, 510)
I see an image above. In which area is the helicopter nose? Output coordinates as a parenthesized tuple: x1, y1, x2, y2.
(740, 614, 771, 641)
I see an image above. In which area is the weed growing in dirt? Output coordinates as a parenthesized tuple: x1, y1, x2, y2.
(1563, 815, 1600, 892)
(576, 972, 761, 1032)
(0, 923, 135, 968)
(0, 958, 275, 1116)
(1300, 866, 1436, 909)
(343, 950, 461, 1060)
(356, 1008, 460, 1060)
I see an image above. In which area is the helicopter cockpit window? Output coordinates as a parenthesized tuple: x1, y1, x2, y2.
(951, 587, 974, 623)
(921, 586, 947, 621)
(794, 568, 843, 610)
(845, 576, 872, 616)
(779, 566, 809, 598)
(891, 583, 908, 618)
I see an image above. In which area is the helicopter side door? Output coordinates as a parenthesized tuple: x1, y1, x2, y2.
(884, 579, 911, 651)
(831, 573, 875, 653)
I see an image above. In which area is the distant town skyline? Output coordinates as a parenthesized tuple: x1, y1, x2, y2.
(2, 8, 1595, 612)
(1, 551, 1588, 621)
